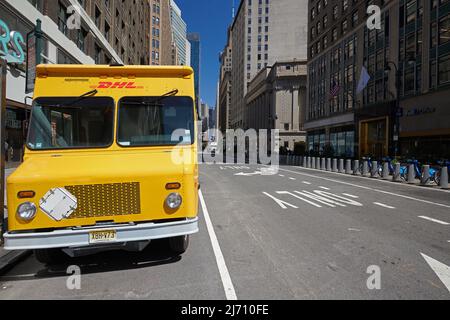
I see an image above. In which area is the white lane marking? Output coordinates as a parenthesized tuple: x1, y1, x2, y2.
(289, 177, 296, 181)
(294, 191, 339, 208)
(287, 165, 450, 194)
(276, 191, 322, 208)
(199, 190, 237, 300)
(418, 216, 450, 226)
(319, 186, 330, 190)
(314, 190, 363, 207)
(279, 175, 285, 177)
(421, 253, 450, 293)
(302, 181, 312, 185)
(235, 171, 262, 176)
(263, 192, 298, 209)
(277, 167, 450, 209)
(343, 193, 359, 199)
(373, 202, 396, 209)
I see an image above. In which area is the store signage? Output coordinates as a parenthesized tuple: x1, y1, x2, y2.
(404, 107, 436, 117)
(0, 19, 25, 65)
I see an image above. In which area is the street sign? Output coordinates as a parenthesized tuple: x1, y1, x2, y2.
(26, 31, 36, 93)
(0, 58, 6, 240)
(25, 19, 43, 94)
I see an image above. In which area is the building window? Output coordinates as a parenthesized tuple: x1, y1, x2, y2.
(438, 53, 450, 85)
(58, 2, 68, 35)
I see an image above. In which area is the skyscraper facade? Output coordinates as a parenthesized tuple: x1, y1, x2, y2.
(170, 0, 188, 65)
(188, 33, 201, 106)
(150, 0, 174, 65)
(229, 0, 309, 129)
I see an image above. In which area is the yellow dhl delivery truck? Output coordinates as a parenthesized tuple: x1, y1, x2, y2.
(3, 64, 199, 264)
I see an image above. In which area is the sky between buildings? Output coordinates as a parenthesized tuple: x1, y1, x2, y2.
(177, 0, 235, 108)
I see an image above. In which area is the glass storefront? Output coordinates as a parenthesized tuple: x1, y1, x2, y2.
(330, 128, 355, 158)
(308, 127, 355, 158)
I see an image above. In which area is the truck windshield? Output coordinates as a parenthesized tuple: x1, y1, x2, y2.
(118, 96, 195, 147)
(27, 97, 115, 150)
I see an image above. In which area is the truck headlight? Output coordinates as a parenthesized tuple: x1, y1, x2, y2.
(16, 202, 37, 222)
(166, 193, 182, 209)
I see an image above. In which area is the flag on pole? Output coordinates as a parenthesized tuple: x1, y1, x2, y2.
(330, 80, 340, 97)
(356, 66, 371, 94)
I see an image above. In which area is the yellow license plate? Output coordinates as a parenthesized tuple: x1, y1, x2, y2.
(89, 230, 117, 244)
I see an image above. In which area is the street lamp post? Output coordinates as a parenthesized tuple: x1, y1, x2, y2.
(385, 57, 415, 159)
(385, 61, 401, 159)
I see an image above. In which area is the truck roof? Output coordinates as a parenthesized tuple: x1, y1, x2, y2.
(36, 64, 194, 78)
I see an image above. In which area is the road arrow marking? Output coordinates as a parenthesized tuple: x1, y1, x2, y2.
(421, 253, 450, 293)
(343, 193, 359, 199)
(263, 192, 298, 209)
(235, 171, 262, 176)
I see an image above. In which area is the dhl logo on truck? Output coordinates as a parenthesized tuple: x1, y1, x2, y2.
(90, 82, 144, 89)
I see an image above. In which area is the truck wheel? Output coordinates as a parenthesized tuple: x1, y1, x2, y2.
(34, 249, 67, 265)
(169, 235, 189, 254)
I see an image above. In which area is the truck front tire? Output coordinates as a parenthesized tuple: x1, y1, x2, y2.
(169, 235, 189, 254)
(34, 249, 67, 265)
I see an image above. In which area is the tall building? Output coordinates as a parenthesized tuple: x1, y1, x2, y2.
(229, 0, 309, 129)
(188, 33, 201, 105)
(219, 27, 233, 132)
(246, 60, 308, 151)
(170, 0, 188, 65)
(0, 0, 151, 162)
(150, 0, 174, 65)
(306, 0, 450, 160)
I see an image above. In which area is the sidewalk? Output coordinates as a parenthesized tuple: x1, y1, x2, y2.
(0, 165, 31, 274)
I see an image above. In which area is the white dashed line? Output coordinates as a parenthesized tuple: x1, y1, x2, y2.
(418, 216, 450, 226)
(302, 181, 311, 185)
(343, 193, 359, 199)
(319, 186, 330, 190)
(279, 175, 285, 177)
(199, 190, 237, 300)
(373, 202, 396, 209)
(289, 177, 296, 181)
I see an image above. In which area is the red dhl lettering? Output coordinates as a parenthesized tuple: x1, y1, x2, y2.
(90, 82, 143, 89)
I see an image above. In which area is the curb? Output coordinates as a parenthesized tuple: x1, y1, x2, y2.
(0, 249, 32, 275)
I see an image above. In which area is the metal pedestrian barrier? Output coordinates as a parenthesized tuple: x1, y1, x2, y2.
(393, 163, 401, 182)
(382, 162, 389, 179)
(420, 165, 430, 186)
(326, 158, 331, 171)
(345, 160, 352, 174)
(362, 160, 369, 176)
(339, 159, 345, 173)
(440, 167, 448, 189)
(370, 161, 378, 178)
(407, 164, 415, 184)
(332, 159, 338, 172)
(353, 160, 360, 175)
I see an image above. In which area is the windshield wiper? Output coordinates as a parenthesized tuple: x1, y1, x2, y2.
(39, 89, 99, 109)
(124, 89, 179, 106)
(66, 89, 99, 106)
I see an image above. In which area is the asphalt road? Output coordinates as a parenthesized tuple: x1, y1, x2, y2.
(0, 164, 449, 299)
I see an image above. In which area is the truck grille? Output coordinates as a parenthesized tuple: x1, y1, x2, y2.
(65, 182, 141, 219)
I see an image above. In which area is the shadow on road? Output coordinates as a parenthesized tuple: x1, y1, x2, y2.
(0, 239, 182, 282)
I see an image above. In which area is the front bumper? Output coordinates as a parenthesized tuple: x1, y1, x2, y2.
(3, 218, 199, 251)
